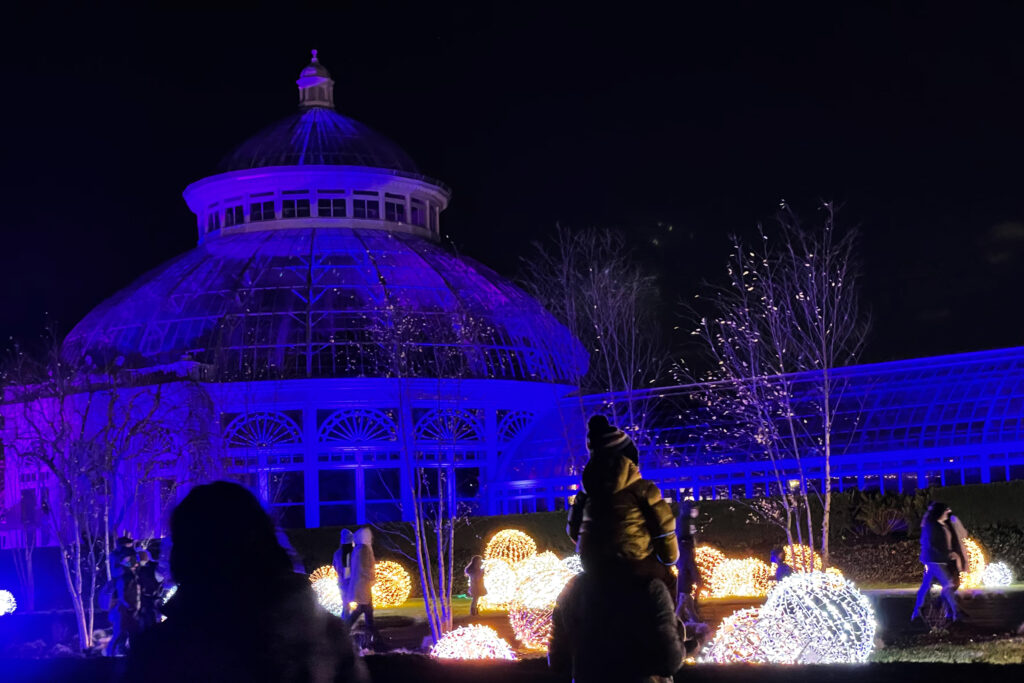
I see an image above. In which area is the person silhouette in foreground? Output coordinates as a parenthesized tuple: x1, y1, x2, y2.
(911, 501, 966, 623)
(550, 562, 684, 683)
(125, 481, 367, 683)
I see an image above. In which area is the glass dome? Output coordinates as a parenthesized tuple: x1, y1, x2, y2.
(63, 228, 586, 382)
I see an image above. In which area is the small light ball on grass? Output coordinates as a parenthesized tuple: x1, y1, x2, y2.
(431, 624, 517, 661)
(509, 566, 573, 650)
(478, 558, 517, 611)
(959, 538, 987, 589)
(982, 561, 1013, 587)
(699, 608, 769, 664)
(0, 590, 17, 616)
(309, 565, 338, 583)
(312, 577, 344, 617)
(484, 529, 537, 566)
(372, 560, 412, 608)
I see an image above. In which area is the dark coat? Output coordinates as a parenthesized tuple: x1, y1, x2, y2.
(920, 519, 965, 568)
(125, 572, 368, 683)
(464, 562, 487, 598)
(567, 454, 679, 569)
(348, 543, 375, 606)
(549, 571, 684, 683)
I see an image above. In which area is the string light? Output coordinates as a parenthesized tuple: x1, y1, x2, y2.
(514, 551, 563, 579)
(783, 544, 822, 573)
(509, 566, 574, 650)
(699, 608, 768, 663)
(561, 555, 583, 575)
(0, 590, 17, 616)
(372, 560, 412, 608)
(982, 561, 1013, 587)
(695, 545, 726, 598)
(309, 565, 338, 583)
(478, 558, 517, 610)
(484, 529, 537, 566)
(708, 557, 774, 598)
(430, 624, 518, 661)
(958, 538, 987, 589)
(312, 577, 344, 616)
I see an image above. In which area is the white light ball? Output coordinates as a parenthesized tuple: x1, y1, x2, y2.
(758, 571, 876, 664)
(312, 576, 344, 616)
(478, 558, 517, 611)
(561, 555, 583, 575)
(509, 566, 574, 650)
(700, 607, 769, 663)
(982, 561, 1013, 587)
(0, 590, 16, 616)
(430, 624, 517, 660)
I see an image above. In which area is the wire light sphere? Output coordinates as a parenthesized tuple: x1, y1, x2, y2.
(708, 557, 774, 598)
(312, 576, 344, 617)
(509, 566, 574, 650)
(0, 590, 17, 616)
(695, 545, 726, 598)
(756, 571, 877, 664)
(958, 538, 987, 589)
(372, 560, 412, 608)
(783, 544, 823, 573)
(982, 561, 1013, 587)
(514, 551, 564, 579)
(561, 555, 583, 575)
(484, 529, 537, 567)
(699, 608, 768, 664)
(309, 565, 338, 583)
(430, 624, 518, 661)
(478, 558, 518, 611)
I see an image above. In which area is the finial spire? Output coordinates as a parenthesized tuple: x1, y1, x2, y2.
(296, 50, 334, 109)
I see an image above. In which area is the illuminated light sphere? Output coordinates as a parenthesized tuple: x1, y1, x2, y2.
(509, 566, 574, 650)
(0, 590, 17, 616)
(958, 538, 987, 589)
(478, 558, 518, 611)
(982, 561, 1013, 587)
(484, 530, 537, 567)
(824, 566, 844, 579)
(708, 557, 774, 598)
(309, 565, 338, 583)
(562, 555, 583, 575)
(783, 544, 822, 573)
(757, 571, 876, 664)
(699, 608, 769, 664)
(695, 545, 726, 598)
(312, 577, 344, 617)
(430, 624, 518, 661)
(514, 551, 564, 579)
(372, 560, 412, 608)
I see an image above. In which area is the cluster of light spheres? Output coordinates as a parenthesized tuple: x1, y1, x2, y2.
(982, 561, 1014, 587)
(783, 544, 823, 573)
(478, 558, 518, 611)
(372, 560, 412, 608)
(509, 566, 574, 650)
(430, 624, 517, 661)
(514, 551, 565, 579)
(695, 545, 726, 598)
(708, 557, 774, 598)
(309, 565, 338, 583)
(312, 576, 344, 617)
(958, 538, 987, 589)
(484, 530, 537, 566)
(0, 590, 16, 616)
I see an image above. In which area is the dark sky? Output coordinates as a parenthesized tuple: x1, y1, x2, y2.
(2, 4, 1024, 364)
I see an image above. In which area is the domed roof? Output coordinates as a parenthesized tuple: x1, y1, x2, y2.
(217, 107, 421, 174)
(64, 229, 586, 383)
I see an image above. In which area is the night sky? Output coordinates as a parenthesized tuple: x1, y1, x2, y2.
(2, 4, 1023, 365)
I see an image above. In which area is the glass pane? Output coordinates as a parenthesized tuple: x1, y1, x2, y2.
(269, 471, 304, 505)
(319, 469, 356, 501)
(365, 468, 401, 500)
(273, 505, 305, 529)
(366, 502, 402, 523)
(455, 467, 479, 498)
(318, 199, 331, 216)
(320, 504, 357, 526)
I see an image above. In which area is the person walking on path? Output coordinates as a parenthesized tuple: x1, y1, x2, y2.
(911, 501, 966, 622)
(135, 549, 163, 630)
(333, 529, 355, 617)
(464, 555, 487, 616)
(675, 502, 700, 622)
(346, 527, 379, 646)
(105, 551, 141, 656)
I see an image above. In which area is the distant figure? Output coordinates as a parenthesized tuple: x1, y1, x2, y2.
(111, 535, 136, 576)
(912, 501, 966, 622)
(550, 567, 684, 683)
(346, 527, 379, 646)
(105, 551, 140, 656)
(770, 548, 794, 582)
(675, 502, 700, 621)
(333, 529, 355, 617)
(567, 415, 679, 598)
(125, 481, 367, 683)
(135, 549, 163, 630)
(464, 555, 487, 616)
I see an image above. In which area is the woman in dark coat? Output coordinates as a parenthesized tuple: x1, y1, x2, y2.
(464, 555, 487, 616)
(911, 501, 965, 622)
(674, 502, 700, 622)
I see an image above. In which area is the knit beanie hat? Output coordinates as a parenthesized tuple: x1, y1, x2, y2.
(586, 414, 639, 465)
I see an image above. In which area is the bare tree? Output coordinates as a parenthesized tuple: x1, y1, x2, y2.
(1, 333, 223, 650)
(683, 203, 867, 564)
(520, 226, 664, 465)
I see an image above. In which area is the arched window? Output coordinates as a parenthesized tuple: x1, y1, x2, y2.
(318, 409, 398, 443)
(224, 412, 302, 448)
(414, 408, 483, 443)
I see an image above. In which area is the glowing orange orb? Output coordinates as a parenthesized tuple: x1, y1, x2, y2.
(484, 529, 537, 566)
(372, 560, 412, 608)
(309, 565, 338, 583)
(958, 538, 987, 589)
(783, 544, 822, 573)
(708, 557, 774, 598)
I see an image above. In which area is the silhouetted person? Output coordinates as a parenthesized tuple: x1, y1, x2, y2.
(550, 566, 684, 683)
(332, 529, 354, 618)
(106, 551, 140, 656)
(346, 527, 379, 647)
(126, 481, 367, 683)
(675, 502, 700, 622)
(912, 501, 966, 622)
(464, 555, 486, 616)
(135, 549, 163, 630)
(770, 547, 794, 582)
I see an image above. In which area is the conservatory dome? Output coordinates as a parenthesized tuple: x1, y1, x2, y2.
(63, 52, 586, 384)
